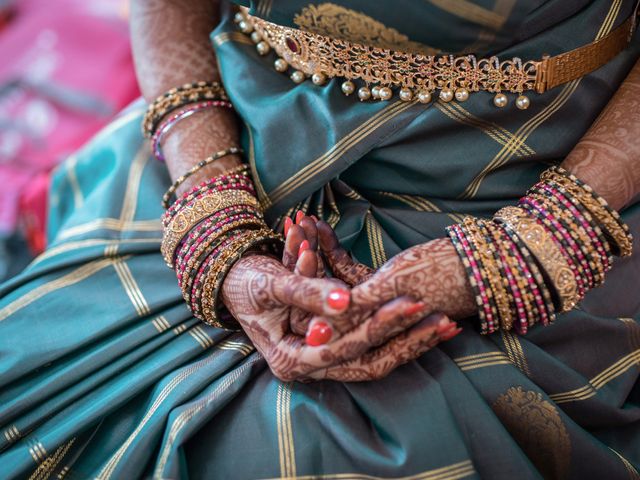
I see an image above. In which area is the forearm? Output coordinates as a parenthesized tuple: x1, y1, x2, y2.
(130, 0, 241, 193)
(563, 59, 640, 211)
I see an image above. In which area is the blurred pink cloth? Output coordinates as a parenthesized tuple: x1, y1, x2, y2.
(0, 0, 138, 251)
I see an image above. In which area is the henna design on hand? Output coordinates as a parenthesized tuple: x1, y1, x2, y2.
(564, 60, 640, 210)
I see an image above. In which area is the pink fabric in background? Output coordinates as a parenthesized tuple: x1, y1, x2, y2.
(0, 0, 138, 251)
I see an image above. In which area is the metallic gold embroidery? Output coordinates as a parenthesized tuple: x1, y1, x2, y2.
(493, 387, 571, 479)
(293, 3, 438, 55)
(247, 11, 538, 95)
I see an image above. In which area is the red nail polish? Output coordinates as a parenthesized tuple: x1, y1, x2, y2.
(295, 211, 305, 224)
(440, 326, 462, 341)
(306, 321, 333, 346)
(327, 289, 350, 311)
(298, 240, 310, 256)
(284, 217, 293, 237)
(403, 302, 427, 316)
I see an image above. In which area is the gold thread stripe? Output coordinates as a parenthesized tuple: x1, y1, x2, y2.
(262, 459, 475, 480)
(459, 0, 622, 200)
(591, 349, 640, 389)
(219, 340, 255, 356)
(365, 212, 386, 269)
(97, 347, 232, 479)
(173, 324, 188, 335)
(550, 348, 640, 404)
(33, 238, 162, 265)
(449, 101, 535, 155)
(4, 425, 19, 443)
(65, 155, 84, 208)
(119, 146, 149, 225)
(284, 383, 296, 478)
(104, 242, 119, 258)
(244, 120, 272, 208)
(426, 0, 506, 29)
(269, 100, 414, 205)
(152, 316, 171, 333)
(29, 446, 40, 464)
(57, 466, 70, 479)
(113, 259, 151, 317)
(435, 102, 535, 156)
(277, 382, 297, 478)
(189, 326, 213, 350)
(0, 257, 117, 323)
(501, 330, 531, 376)
(277, 383, 287, 478)
(454, 351, 510, 365)
(460, 79, 580, 199)
(213, 31, 255, 47)
(620, 317, 640, 352)
(56, 218, 161, 242)
(548, 384, 596, 403)
(458, 359, 513, 371)
(29, 438, 76, 480)
(609, 447, 640, 479)
(153, 354, 260, 477)
(379, 191, 464, 224)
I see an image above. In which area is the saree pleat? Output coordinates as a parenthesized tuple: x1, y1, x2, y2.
(1, 0, 640, 478)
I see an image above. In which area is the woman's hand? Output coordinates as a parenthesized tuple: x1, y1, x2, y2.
(221, 250, 459, 382)
(312, 220, 475, 336)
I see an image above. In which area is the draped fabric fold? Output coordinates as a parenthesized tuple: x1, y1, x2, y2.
(0, 0, 639, 478)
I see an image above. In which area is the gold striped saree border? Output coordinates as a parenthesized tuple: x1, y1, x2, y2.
(549, 348, 640, 404)
(28, 438, 76, 480)
(379, 191, 465, 224)
(434, 101, 535, 156)
(0, 257, 122, 323)
(268, 100, 417, 205)
(153, 352, 259, 478)
(365, 212, 387, 268)
(459, 0, 624, 199)
(97, 339, 253, 480)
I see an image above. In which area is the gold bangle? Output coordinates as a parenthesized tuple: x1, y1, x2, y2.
(143, 81, 228, 137)
(495, 206, 580, 312)
(540, 167, 633, 257)
(161, 190, 261, 267)
(161, 147, 244, 208)
(462, 218, 514, 330)
(200, 229, 283, 329)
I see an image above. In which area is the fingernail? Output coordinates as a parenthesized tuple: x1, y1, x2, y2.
(284, 217, 293, 237)
(403, 302, 427, 316)
(306, 321, 333, 346)
(440, 325, 462, 341)
(295, 211, 305, 224)
(298, 240, 310, 256)
(310, 215, 319, 222)
(327, 288, 350, 311)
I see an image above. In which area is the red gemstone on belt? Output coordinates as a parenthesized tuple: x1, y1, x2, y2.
(285, 37, 298, 53)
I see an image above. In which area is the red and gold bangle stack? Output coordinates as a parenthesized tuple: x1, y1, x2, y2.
(161, 164, 283, 329)
(447, 166, 632, 334)
(143, 81, 233, 162)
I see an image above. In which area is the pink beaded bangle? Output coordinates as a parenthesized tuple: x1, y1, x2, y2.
(539, 183, 612, 271)
(151, 100, 233, 162)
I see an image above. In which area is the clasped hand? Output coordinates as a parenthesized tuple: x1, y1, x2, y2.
(221, 213, 476, 382)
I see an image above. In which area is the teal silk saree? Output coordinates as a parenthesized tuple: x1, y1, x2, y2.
(1, 0, 640, 478)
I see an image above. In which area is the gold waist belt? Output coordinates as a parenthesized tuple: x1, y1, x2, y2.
(235, 8, 637, 109)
